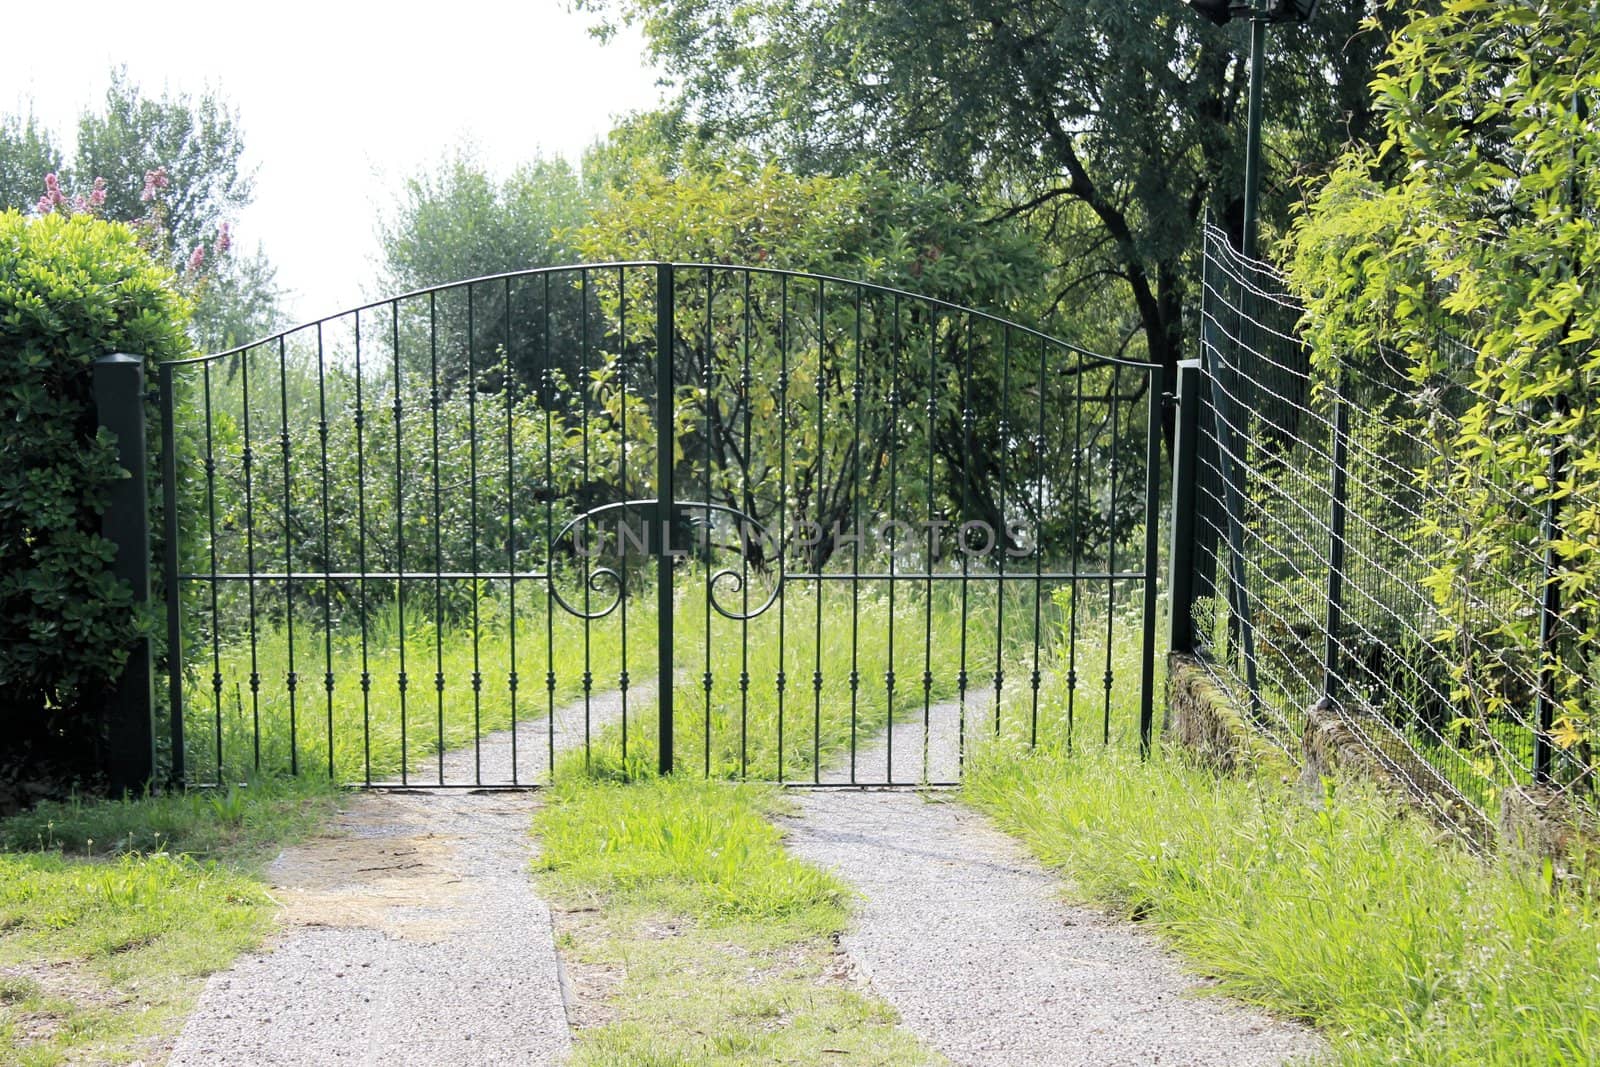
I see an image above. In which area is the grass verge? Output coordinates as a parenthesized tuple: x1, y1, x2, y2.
(965, 740, 1600, 1065)
(0, 777, 339, 1065)
(533, 773, 941, 1065)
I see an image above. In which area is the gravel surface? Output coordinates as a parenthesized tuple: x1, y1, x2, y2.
(166, 690, 632, 1067)
(783, 702, 1327, 1067)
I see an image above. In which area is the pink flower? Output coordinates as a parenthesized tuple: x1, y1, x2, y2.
(44, 172, 60, 195)
(216, 221, 231, 255)
(72, 194, 89, 213)
(35, 194, 53, 215)
(141, 166, 170, 203)
(188, 244, 206, 272)
(89, 177, 107, 207)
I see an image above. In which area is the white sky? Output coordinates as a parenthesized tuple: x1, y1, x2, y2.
(2, 1, 664, 323)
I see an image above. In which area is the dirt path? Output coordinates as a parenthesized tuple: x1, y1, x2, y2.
(165, 690, 634, 1067)
(782, 701, 1326, 1066)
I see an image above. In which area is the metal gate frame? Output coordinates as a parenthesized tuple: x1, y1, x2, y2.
(154, 263, 1164, 788)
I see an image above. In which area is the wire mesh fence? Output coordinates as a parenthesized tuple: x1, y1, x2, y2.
(1179, 223, 1596, 839)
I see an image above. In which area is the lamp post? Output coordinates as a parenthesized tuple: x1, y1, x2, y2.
(1187, 0, 1318, 258)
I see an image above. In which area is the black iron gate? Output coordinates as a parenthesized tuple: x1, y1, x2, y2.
(158, 264, 1163, 788)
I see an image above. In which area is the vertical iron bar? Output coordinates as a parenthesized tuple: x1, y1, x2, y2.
(886, 296, 901, 782)
(278, 336, 298, 776)
(1067, 358, 1083, 750)
(813, 278, 825, 783)
(776, 275, 789, 781)
(467, 286, 483, 783)
(202, 363, 223, 784)
(922, 308, 937, 781)
(656, 263, 677, 777)
(1030, 338, 1047, 747)
(1322, 371, 1351, 705)
(315, 324, 335, 780)
(740, 271, 752, 778)
(996, 324, 1011, 737)
(1535, 403, 1568, 784)
(703, 268, 714, 778)
(581, 270, 593, 768)
(158, 360, 184, 787)
(241, 350, 262, 772)
(544, 273, 557, 780)
(849, 286, 863, 782)
(354, 314, 372, 785)
(392, 302, 409, 785)
(1104, 368, 1122, 745)
(957, 313, 973, 774)
(619, 268, 631, 767)
(429, 294, 444, 783)
(504, 276, 519, 784)
(1140, 364, 1165, 756)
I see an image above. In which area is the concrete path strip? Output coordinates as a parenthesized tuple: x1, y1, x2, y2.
(782, 700, 1326, 1067)
(165, 690, 633, 1067)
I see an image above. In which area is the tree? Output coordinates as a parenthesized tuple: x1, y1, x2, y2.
(582, 0, 1400, 389)
(0, 112, 62, 214)
(0, 71, 282, 353)
(74, 69, 252, 269)
(375, 149, 594, 386)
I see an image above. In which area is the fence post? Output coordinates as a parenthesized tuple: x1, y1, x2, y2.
(1534, 409, 1568, 785)
(656, 263, 676, 777)
(1139, 363, 1166, 756)
(93, 354, 156, 795)
(1321, 373, 1351, 706)
(1167, 359, 1203, 655)
(158, 361, 185, 787)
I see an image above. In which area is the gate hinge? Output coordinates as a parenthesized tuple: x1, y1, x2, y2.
(1160, 391, 1178, 410)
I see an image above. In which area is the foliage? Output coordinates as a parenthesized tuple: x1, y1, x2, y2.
(375, 150, 592, 386)
(569, 162, 1147, 566)
(966, 741, 1600, 1065)
(0, 111, 62, 214)
(1286, 0, 1600, 771)
(582, 0, 1401, 381)
(0, 70, 282, 355)
(0, 211, 191, 788)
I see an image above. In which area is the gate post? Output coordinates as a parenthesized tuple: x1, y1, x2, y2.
(93, 354, 157, 795)
(1167, 359, 1203, 655)
(655, 264, 676, 776)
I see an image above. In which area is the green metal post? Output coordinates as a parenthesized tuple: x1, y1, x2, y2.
(158, 362, 186, 786)
(656, 264, 676, 777)
(1321, 373, 1351, 705)
(93, 354, 157, 795)
(1167, 360, 1202, 655)
(1139, 363, 1166, 756)
(1242, 14, 1267, 259)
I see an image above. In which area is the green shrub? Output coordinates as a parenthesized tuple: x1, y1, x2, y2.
(0, 210, 190, 794)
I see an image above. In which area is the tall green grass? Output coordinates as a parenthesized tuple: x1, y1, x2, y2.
(187, 569, 1158, 784)
(965, 742, 1600, 1065)
(183, 588, 654, 783)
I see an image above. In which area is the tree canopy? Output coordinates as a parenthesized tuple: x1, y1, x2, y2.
(581, 0, 1401, 378)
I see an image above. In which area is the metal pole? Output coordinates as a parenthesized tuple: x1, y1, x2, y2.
(1139, 363, 1166, 755)
(158, 362, 186, 786)
(1534, 408, 1567, 785)
(1167, 359, 1203, 655)
(93, 354, 156, 795)
(1241, 15, 1268, 260)
(655, 264, 676, 777)
(1321, 373, 1350, 705)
